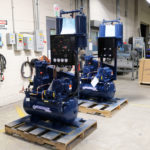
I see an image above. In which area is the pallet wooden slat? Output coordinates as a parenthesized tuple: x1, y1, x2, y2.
(80, 102, 96, 108)
(78, 100, 84, 105)
(29, 128, 46, 136)
(6, 116, 29, 128)
(104, 99, 127, 111)
(5, 116, 97, 150)
(17, 124, 33, 132)
(78, 98, 128, 117)
(92, 104, 105, 110)
(41, 131, 61, 140)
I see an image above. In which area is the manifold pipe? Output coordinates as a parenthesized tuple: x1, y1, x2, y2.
(32, 0, 40, 51)
(32, 0, 37, 51)
(11, 0, 15, 33)
(32, 0, 40, 30)
(36, 0, 40, 30)
(11, 0, 16, 51)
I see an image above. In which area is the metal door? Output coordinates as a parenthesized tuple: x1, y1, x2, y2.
(46, 17, 56, 58)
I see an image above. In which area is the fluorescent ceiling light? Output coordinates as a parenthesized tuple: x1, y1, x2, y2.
(146, 0, 150, 4)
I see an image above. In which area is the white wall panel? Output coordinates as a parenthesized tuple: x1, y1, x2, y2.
(0, 0, 74, 106)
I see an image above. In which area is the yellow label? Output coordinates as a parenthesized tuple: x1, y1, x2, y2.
(29, 79, 32, 82)
(101, 76, 103, 80)
(29, 37, 32, 41)
(39, 33, 43, 36)
(44, 100, 49, 103)
(44, 90, 46, 95)
(18, 34, 23, 38)
(53, 92, 55, 98)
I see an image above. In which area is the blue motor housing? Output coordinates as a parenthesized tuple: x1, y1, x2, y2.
(82, 55, 98, 78)
(23, 60, 78, 124)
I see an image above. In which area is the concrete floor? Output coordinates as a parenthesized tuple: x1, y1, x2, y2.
(0, 73, 150, 150)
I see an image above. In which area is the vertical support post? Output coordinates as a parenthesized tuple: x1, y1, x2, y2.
(11, 0, 15, 33)
(11, 0, 15, 51)
(116, 0, 120, 19)
(32, 0, 40, 52)
(134, 0, 141, 37)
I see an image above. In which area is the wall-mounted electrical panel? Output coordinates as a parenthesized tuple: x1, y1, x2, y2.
(0, 33, 3, 47)
(23, 36, 33, 51)
(35, 30, 44, 52)
(15, 33, 24, 51)
(6, 33, 16, 45)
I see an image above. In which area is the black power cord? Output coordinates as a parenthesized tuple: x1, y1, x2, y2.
(0, 54, 6, 82)
(21, 58, 38, 79)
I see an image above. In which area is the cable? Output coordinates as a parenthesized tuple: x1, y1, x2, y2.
(0, 54, 6, 82)
(21, 58, 38, 79)
(21, 61, 33, 79)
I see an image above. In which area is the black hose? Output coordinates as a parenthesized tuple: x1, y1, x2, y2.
(0, 54, 6, 82)
(21, 61, 33, 79)
(0, 54, 6, 70)
(21, 58, 38, 79)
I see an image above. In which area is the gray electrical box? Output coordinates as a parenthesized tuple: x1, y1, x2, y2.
(35, 30, 44, 52)
(23, 36, 33, 51)
(15, 33, 24, 51)
(6, 33, 16, 45)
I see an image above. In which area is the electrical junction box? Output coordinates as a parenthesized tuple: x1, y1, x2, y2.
(35, 30, 44, 52)
(6, 33, 16, 45)
(0, 33, 3, 46)
(23, 36, 33, 51)
(15, 33, 24, 51)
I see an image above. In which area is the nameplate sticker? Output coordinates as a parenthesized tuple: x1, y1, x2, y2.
(91, 77, 99, 87)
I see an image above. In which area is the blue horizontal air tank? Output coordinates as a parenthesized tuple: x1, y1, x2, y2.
(23, 97, 78, 124)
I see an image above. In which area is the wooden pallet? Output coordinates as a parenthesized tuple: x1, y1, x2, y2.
(78, 98, 128, 117)
(5, 116, 97, 150)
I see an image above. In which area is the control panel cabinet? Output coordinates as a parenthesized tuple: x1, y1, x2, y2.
(23, 36, 33, 51)
(51, 34, 77, 66)
(6, 33, 16, 45)
(15, 33, 24, 51)
(35, 30, 44, 52)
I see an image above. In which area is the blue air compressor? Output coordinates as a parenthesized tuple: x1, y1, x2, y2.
(80, 19, 123, 101)
(23, 8, 87, 124)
